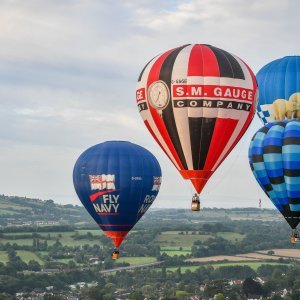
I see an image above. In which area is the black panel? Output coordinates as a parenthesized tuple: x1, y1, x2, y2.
(138, 56, 155, 82)
(263, 145, 282, 154)
(259, 126, 270, 134)
(160, 45, 190, 170)
(264, 183, 273, 192)
(290, 198, 300, 205)
(284, 169, 300, 177)
(282, 211, 300, 229)
(189, 117, 216, 170)
(206, 45, 245, 80)
(252, 155, 264, 163)
(284, 137, 300, 145)
(269, 176, 285, 184)
(280, 204, 300, 229)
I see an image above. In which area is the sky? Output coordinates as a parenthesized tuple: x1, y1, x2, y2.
(0, 0, 299, 209)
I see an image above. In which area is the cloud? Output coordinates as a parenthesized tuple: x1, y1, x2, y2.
(0, 0, 299, 208)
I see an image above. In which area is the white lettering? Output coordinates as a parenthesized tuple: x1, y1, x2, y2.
(93, 203, 101, 213)
(224, 88, 232, 98)
(248, 91, 253, 100)
(112, 195, 119, 203)
(237, 103, 243, 110)
(203, 101, 212, 107)
(241, 90, 246, 99)
(191, 86, 202, 96)
(176, 87, 184, 96)
(227, 102, 233, 109)
(190, 100, 197, 107)
(112, 204, 119, 212)
(177, 100, 185, 107)
(214, 87, 222, 96)
(233, 89, 240, 98)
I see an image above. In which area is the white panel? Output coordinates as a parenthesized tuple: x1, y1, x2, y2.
(171, 45, 194, 170)
(137, 54, 181, 170)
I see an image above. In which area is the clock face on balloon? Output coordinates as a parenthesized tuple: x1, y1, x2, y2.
(148, 80, 170, 110)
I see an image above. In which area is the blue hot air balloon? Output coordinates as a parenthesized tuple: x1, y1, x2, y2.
(256, 56, 300, 124)
(248, 120, 300, 243)
(73, 141, 162, 258)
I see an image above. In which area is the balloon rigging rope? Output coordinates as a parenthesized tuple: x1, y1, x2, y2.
(203, 132, 248, 199)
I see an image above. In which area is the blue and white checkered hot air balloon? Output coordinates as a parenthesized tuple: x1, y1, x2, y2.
(256, 56, 300, 124)
(248, 120, 300, 238)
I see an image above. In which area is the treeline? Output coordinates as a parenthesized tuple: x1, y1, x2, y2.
(0, 258, 293, 297)
(0, 225, 75, 234)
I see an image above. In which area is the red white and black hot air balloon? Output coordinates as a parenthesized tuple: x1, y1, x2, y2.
(136, 44, 257, 209)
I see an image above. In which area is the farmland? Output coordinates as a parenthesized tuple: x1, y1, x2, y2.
(1, 195, 300, 299)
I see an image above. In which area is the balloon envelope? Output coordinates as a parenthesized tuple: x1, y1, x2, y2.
(73, 141, 162, 247)
(256, 56, 300, 124)
(136, 44, 257, 195)
(248, 120, 300, 229)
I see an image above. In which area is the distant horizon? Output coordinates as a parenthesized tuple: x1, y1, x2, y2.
(2, 193, 278, 211)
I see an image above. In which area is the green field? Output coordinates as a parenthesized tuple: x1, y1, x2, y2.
(16, 251, 44, 265)
(154, 232, 210, 247)
(76, 229, 103, 236)
(0, 209, 19, 215)
(0, 238, 56, 247)
(215, 232, 245, 242)
(160, 246, 191, 251)
(0, 251, 9, 264)
(210, 261, 289, 271)
(0, 231, 103, 248)
(118, 257, 157, 265)
(0, 203, 31, 211)
(154, 231, 245, 248)
(55, 258, 79, 265)
(166, 261, 290, 273)
(160, 250, 191, 256)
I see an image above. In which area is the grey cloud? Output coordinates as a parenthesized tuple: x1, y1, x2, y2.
(0, 0, 298, 207)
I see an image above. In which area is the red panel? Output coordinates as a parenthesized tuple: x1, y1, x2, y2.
(89, 190, 116, 202)
(105, 231, 128, 248)
(146, 47, 185, 170)
(212, 63, 258, 170)
(188, 44, 220, 77)
(144, 120, 179, 170)
(179, 170, 213, 193)
(204, 118, 238, 171)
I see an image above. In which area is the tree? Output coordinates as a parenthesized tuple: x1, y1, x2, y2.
(80, 286, 104, 300)
(176, 290, 190, 298)
(130, 290, 143, 300)
(215, 293, 225, 300)
(242, 278, 264, 297)
(272, 268, 282, 281)
(68, 260, 76, 269)
(27, 260, 41, 272)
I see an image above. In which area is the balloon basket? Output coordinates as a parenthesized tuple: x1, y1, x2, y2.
(290, 236, 300, 244)
(112, 249, 120, 260)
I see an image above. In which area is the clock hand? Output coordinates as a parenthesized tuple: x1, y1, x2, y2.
(155, 91, 161, 103)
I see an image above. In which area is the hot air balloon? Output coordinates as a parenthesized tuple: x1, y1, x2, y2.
(73, 141, 162, 258)
(136, 44, 258, 209)
(256, 56, 300, 124)
(248, 120, 300, 243)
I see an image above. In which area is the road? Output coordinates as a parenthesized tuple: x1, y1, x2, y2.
(100, 261, 163, 274)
